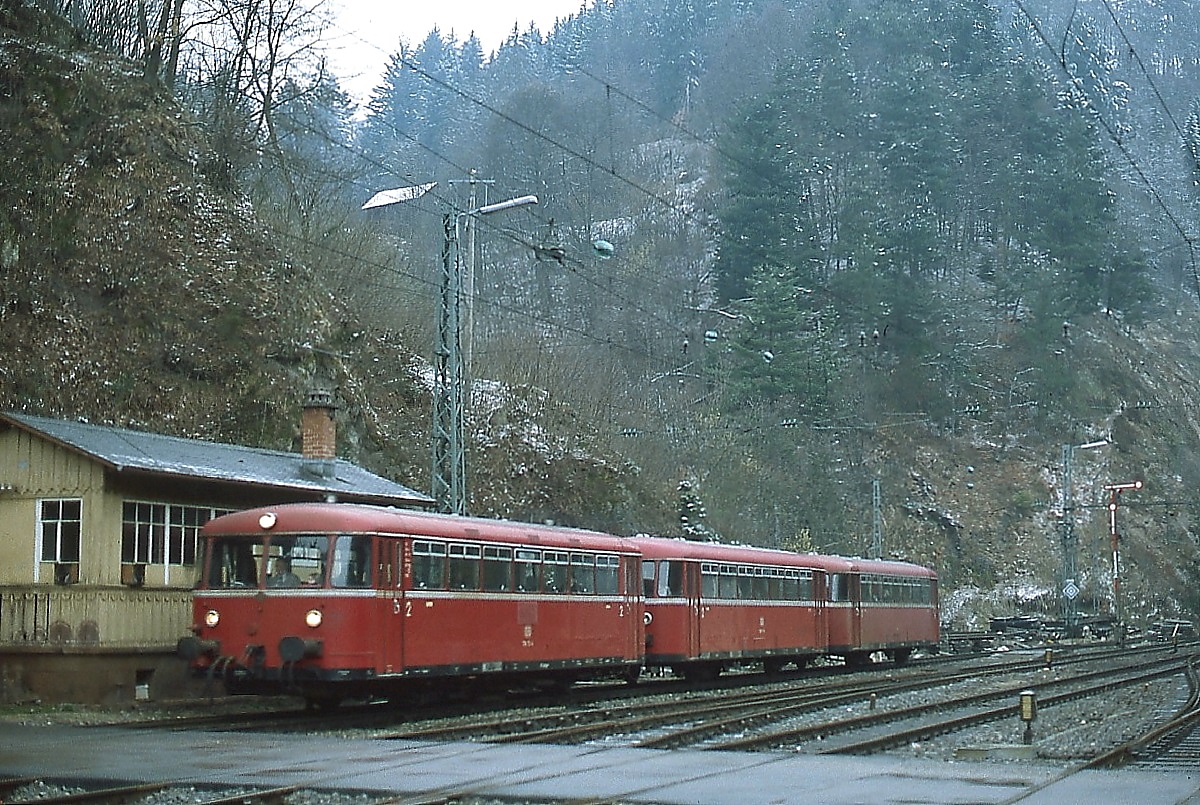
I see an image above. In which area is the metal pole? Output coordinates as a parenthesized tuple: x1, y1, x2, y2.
(432, 212, 467, 514)
(1060, 445, 1078, 632)
(871, 478, 883, 559)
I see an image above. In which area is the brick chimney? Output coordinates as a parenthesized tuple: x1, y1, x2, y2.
(300, 388, 337, 478)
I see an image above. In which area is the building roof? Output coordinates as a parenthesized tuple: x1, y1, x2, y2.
(0, 411, 434, 508)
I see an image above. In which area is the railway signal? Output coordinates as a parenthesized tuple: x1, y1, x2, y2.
(1104, 480, 1142, 639)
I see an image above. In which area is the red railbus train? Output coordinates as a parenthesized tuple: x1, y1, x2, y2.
(178, 503, 938, 704)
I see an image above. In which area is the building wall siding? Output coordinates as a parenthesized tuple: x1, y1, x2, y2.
(0, 428, 106, 585)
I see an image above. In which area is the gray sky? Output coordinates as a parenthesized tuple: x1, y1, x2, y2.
(327, 0, 594, 102)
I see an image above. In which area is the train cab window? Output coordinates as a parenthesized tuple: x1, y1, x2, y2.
(206, 538, 259, 588)
(543, 551, 569, 593)
(332, 535, 371, 588)
(657, 561, 684, 597)
(448, 543, 482, 590)
(642, 561, 656, 597)
(515, 549, 541, 592)
(411, 540, 447, 590)
(482, 545, 512, 591)
(268, 535, 329, 587)
(596, 555, 619, 595)
(569, 553, 594, 594)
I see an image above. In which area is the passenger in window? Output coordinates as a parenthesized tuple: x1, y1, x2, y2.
(267, 556, 301, 587)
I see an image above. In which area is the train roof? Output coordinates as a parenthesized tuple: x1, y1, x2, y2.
(628, 535, 936, 578)
(202, 502, 638, 553)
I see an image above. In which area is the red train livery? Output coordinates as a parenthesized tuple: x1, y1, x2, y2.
(177, 503, 938, 704)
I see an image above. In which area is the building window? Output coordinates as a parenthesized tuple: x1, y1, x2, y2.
(39, 499, 82, 563)
(122, 502, 228, 567)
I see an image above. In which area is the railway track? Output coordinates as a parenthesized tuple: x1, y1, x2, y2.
(370, 643, 1179, 749)
(1085, 655, 1200, 771)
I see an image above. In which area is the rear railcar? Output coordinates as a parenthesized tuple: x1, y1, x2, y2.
(177, 503, 643, 704)
(827, 558, 939, 666)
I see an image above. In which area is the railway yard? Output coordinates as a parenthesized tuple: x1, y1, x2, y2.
(2, 641, 1199, 804)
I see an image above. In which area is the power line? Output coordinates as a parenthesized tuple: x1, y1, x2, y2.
(1015, 0, 1199, 295)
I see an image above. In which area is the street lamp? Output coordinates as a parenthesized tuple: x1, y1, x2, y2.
(1103, 479, 1142, 639)
(1059, 439, 1107, 634)
(433, 194, 537, 514)
(362, 183, 537, 514)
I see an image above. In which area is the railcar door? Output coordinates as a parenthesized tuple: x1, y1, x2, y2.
(686, 561, 702, 657)
(377, 537, 404, 674)
(624, 556, 643, 660)
(849, 573, 863, 648)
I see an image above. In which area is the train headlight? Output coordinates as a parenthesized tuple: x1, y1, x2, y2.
(305, 609, 323, 628)
(203, 609, 220, 628)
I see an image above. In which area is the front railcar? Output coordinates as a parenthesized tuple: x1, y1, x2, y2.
(177, 508, 383, 703)
(179, 503, 646, 703)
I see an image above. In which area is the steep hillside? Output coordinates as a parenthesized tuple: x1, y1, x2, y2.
(3, 2, 1199, 633)
(0, 3, 636, 524)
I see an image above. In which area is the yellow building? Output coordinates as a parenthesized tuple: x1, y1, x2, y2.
(0, 398, 432, 704)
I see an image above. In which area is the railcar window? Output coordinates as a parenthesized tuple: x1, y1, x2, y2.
(737, 566, 754, 599)
(766, 569, 782, 599)
(776, 569, 793, 600)
(752, 568, 770, 600)
(207, 538, 259, 588)
(701, 563, 719, 598)
(544, 551, 569, 593)
(596, 555, 619, 595)
(411, 540, 447, 589)
(332, 535, 371, 588)
(718, 564, 739, 599)
(515, 549, 541, 592)
(448, 543, 482, 590)
(569, 553, 595, 594)
(798, 571, 814, 600)
(482, 545, 512, 591)
(642, 560, 656, 597)
(829, 573, 848, 602)
(657, 561, 684, 597)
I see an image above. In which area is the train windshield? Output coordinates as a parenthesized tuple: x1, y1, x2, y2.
(203, 534, 372, 589)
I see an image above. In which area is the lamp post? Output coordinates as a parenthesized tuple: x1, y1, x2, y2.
(1059, 440, 1107, 635)
(432, 194, 537, 514)
(1103, 480, 1142, 638)
(362, 183, 537, 514)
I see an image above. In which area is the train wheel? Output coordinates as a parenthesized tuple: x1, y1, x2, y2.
(844, 651, 871, 668)
(680, 663, 720, 683)
(304, 693, 343, 710)
(763, 658, 785, 676)
(623, 666, 642, 685)
(890, 648, 912, 666)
